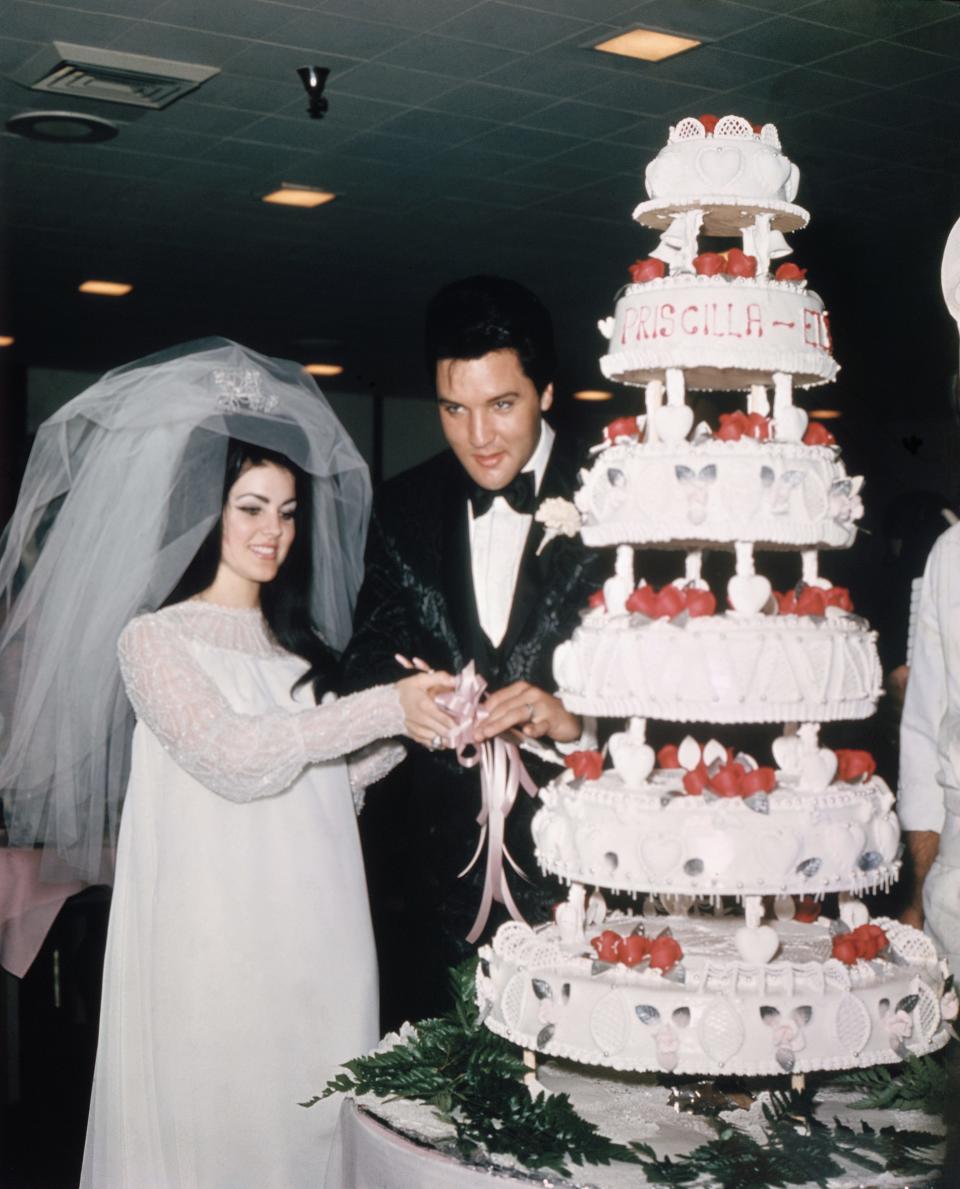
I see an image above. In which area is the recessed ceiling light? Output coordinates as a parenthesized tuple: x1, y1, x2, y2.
(305, 363, 343, 376)
(809, 409, 842, 420)
(0, 335, 14, 347)
(6, 110, 118, 143)
(262, 185, 336, 208)
(574, 390, 613, 402)
(79, 280, 133, 296)
(594, 29, 701, 63)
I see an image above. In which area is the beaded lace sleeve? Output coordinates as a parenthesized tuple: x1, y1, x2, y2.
(118, 614, 406, 803)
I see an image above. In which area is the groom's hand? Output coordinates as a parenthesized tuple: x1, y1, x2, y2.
(474, 681, 581, 744)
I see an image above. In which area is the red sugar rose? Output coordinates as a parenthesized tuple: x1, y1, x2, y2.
(776, 589, 798, 615)
(795, 586, 827, 617)
(629, 258, 666, 284)
(620, 934, 651, 967)
(693, 252, 725, 276)
(604, 416, 641, 443)
(835, 749, 876, 783)
(565, 750, 604, 782)
(591, 929, 623, 963)
(683, 761, 709, 796)
(658, 743, 681, 769)
(686, 588, 717, 618)
(803, 422, 836, 447)
(824, 586, 853, 611)
(741, 766, 777, 795)
(711, 761, 746, 798)
(649, 935, 684, 972)
(699, 114, 719, 134)
(588, 590, 606, 611)
(775, 262, 807, 282)
(725, 248, 757, 278)
(626, 585, 659, 616)
(832, 934, 859, 965)
(657, 584, 687, 619)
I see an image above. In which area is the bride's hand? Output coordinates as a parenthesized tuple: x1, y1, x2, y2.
(396, 670, 457, 749)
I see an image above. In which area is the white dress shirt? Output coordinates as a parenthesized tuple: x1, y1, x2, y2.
(468, 421, 554, 648)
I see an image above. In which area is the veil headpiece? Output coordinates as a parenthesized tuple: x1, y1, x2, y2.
(0, 337, 371, 884)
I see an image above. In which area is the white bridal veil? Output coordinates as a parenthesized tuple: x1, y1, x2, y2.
(0, 337, 371, 884)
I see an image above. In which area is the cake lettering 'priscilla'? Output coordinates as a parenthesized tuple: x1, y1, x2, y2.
(619, 300, 831, 352)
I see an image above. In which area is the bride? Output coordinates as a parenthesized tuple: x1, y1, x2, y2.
(0, 339, 454, 1187)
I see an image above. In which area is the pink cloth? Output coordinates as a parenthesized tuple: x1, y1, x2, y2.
(0, 849, 87, 977)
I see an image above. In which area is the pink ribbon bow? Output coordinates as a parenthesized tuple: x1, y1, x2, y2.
(436, 662, 539, 944)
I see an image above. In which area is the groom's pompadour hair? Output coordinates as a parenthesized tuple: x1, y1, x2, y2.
(424, 274, 556, 395)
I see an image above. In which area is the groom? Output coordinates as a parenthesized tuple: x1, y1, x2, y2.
(340, 275, 600, 1021)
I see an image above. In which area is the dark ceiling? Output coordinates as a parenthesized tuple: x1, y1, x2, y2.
(2, 0, 960, 418)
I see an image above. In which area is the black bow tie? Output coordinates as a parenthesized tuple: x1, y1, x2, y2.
(468, 470, 536, 517)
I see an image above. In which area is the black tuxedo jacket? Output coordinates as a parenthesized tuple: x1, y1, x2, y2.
(339, 430, 601, 974)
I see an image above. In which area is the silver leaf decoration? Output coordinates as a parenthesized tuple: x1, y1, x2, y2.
(829, 919, 850, 937)
(655, 927, 674, 940)
(676, 465, 696, 483)
(607, 467, 626, 488)
(591, 960, 615, 976)
(629, 922, 647, 937)
(796, 857, 822, 878)
(792, 1005, 813, 1027)
(672, 1006, 691, 1029)
(663, 963, 687, 985)
(878, 998, 890, 1017)
(537, 1024, 556, 1048)
(891, 1035, 909, 1059)
(604, 851, 619, 871)
(776, 1046, 796, 1073)
(857, 850, 883, 872)
(561, 983, 571, 1004)
(760, 1006, 781, 1026)
(744, 791, 770, 815)
(699, 465, 717, 483)
(760, 466, 775, 488)
(683, 858, 704, 875)
(532, 978, 553, 1000)
(896, 994, 920, 1015)
(479, 957, 491, 978)
(635, 1004, 660, 1025)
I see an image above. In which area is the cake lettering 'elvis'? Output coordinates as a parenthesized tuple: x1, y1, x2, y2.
(477, 114, 952, 1079)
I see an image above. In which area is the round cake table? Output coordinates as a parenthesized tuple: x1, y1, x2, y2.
(324, 1060, 945, 1188)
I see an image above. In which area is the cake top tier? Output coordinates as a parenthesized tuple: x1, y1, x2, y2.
(637, 114, 808, 237)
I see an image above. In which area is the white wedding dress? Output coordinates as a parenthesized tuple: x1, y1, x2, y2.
(80, 601, 405, 1189)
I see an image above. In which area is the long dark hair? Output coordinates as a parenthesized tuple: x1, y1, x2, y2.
(163, 438, 337, 702)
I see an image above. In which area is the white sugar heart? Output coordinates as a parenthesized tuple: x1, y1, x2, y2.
(772, 733, 803, 774)
(677, 735, 701, 771)
(799, 748, 838, 792)
(773, 405, 809, 442)
(608, 731, 656, 786)
(727, 573, 772, 616)
(598, 316, 614, 340)
(640, 833, 683, 879)
(697, 146, 743, 188)
(653, 403, 694, 444)
(734, 923, 779, 965)
(839, 895, 870, 931)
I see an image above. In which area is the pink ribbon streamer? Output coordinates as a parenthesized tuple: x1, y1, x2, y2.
(436, 662, 539, 944)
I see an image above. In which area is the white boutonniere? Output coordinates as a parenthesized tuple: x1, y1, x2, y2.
(535, 497, 582, 555)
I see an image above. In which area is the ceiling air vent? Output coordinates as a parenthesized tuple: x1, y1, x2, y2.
(13, 42, 220, 109)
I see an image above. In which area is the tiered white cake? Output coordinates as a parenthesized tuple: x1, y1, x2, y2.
(477, 114, 954, 1078)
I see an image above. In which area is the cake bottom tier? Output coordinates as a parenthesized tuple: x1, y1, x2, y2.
(477, 916, 953, 1078)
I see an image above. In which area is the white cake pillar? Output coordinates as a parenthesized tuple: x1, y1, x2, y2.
(743, 212, 773, 278)
(644, 379, 665, 443)
(684, 550, 704, 587)
(747, 384, 770, 416)
(772, 371, 808, 441)
(603, 545, 635, 614)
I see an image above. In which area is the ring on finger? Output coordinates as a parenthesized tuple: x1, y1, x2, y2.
(429, 734, 443, 751)
(525, 702, 536, 723)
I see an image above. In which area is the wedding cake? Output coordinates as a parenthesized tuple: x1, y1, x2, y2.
(476, 114, 955, 1078)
